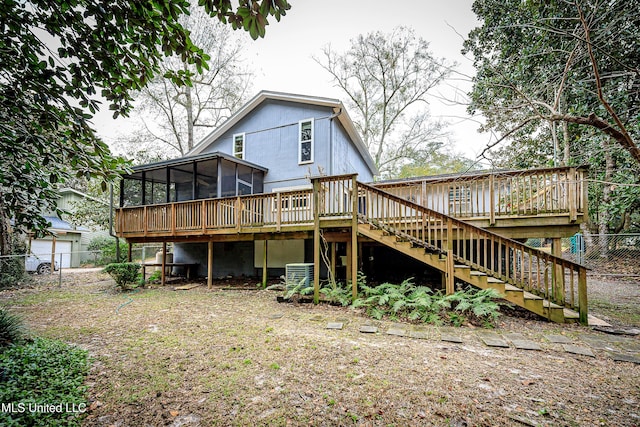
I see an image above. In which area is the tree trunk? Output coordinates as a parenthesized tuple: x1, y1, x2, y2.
(185, 70, 194, 154)
(598, 138, 615, 257)
(562, 121, 571, 166)
(0, 194, 10, 257)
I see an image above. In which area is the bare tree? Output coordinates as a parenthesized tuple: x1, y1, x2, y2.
(133, 6, 253, 157)
(315, 26, 455, 177)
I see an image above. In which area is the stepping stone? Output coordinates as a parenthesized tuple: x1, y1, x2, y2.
(326, 322, 343, 330)
(607, 353, 640, 364)
(563, 344, 595, 357)
(618, 341, 640, 352)
(481, 337, 510, 348)
(359, 325, 378, 334)
(477, 332, 510, 348)
(544, 334, 573, 344)
(504, 333, 526, 341)
(409, 330, 430, 340)
(441, 334, 463, 344)
(579, 336, 618, 351)
(511, 340, 542, 351)
(268, 314, 284, 319)
(386, 328, 407, 337)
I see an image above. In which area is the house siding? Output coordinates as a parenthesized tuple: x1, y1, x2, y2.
(198, 99, 372, 191)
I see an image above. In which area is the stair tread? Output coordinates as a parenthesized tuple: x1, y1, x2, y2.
(454, 264, 470, 269)
(470, 271, 487, 276)
(504, 284, 521, 292)
(486, 277, 504, 283)
(543, 301, 564, 309)
(522, 291, 543, 300)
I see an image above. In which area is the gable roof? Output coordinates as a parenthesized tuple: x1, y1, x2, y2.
(187, 90, 378, 175)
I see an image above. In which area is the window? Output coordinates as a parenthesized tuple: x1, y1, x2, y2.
(449, 185, 472, 215)
(280, 194, 310, 211)
(298, 119, 314, 164)
(233, 133, 245, 159)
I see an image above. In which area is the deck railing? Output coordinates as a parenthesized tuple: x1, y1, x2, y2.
(373, 166, 586, 223)
(116, 173, 587, 323)
(117, 189, 316, 237)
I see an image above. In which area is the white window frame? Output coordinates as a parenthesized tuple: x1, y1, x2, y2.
(298, 118, 314, 165)
(271, 185, 312, 212)
(233, 132, 245, 160)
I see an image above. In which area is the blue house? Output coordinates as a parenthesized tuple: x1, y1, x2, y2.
(119, 91, 378, 279)
(116, 91, 591, 324)
(188, 91, 377, 190)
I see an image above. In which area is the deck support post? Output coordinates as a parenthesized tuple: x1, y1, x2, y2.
(312, 178, 320, 304)
(328, 242, 336, 286)
(578, 267, 588, 325)
(207, 241, 214, 289)
(351, 175, 359, 301)
(346, 240, 352, 284)
(551, 238, 565, 304)
(262, 240, 268, 288)
(161, 241, 167, 286)
(127, 243, 132, 262)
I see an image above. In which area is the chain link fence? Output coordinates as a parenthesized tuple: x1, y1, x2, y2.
(528, 234, 640, 278)
(0, 244, 167, 288)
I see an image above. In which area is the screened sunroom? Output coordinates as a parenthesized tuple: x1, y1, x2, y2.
(119, 152, 267, 207)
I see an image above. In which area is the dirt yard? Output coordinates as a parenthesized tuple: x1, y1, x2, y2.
(1, 270, 639, 426)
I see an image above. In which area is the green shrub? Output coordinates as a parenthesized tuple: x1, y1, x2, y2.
(0, 237, 28, 289)
(103, 262, 142, 291)
(146, 269, 162, 284)
(0, 337, 90, 427)
(0, 308, 25, 348)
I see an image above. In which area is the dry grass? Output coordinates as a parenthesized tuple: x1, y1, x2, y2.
(1, 271, 639, 426)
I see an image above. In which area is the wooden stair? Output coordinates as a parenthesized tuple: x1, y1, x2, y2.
(358, 222, 582, 324)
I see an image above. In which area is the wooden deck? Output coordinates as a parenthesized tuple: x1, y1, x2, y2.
(115, 170, 589, 324)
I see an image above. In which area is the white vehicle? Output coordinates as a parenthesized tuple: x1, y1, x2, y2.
(25, 254, 59, 274)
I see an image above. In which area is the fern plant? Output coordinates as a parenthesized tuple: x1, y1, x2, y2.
(319, 282, 352, 306)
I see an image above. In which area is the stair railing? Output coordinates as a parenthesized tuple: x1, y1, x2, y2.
(356, 181, 588, 324)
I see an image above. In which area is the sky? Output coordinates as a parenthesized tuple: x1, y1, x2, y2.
(93, 0, 488, 160)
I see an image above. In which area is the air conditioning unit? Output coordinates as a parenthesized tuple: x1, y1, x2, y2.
(285, 263, 314, 288)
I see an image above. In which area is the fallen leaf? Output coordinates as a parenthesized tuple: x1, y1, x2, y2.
(170, 410, 179, 417)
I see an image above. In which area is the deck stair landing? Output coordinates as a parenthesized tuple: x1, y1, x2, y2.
(355, 182, 588, 324)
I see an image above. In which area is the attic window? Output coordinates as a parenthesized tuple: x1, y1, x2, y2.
(233, 133, 245, 160)
(298, 118, 314, 164)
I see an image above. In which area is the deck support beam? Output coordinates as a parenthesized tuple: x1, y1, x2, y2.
(161, 241, 167, 286)
(207, 241, 214, 289)
(262, 240, 268, 288)
(330, 242, 336, 285)
(312, 179, 320, 304)
(351, 175, 359, 301)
